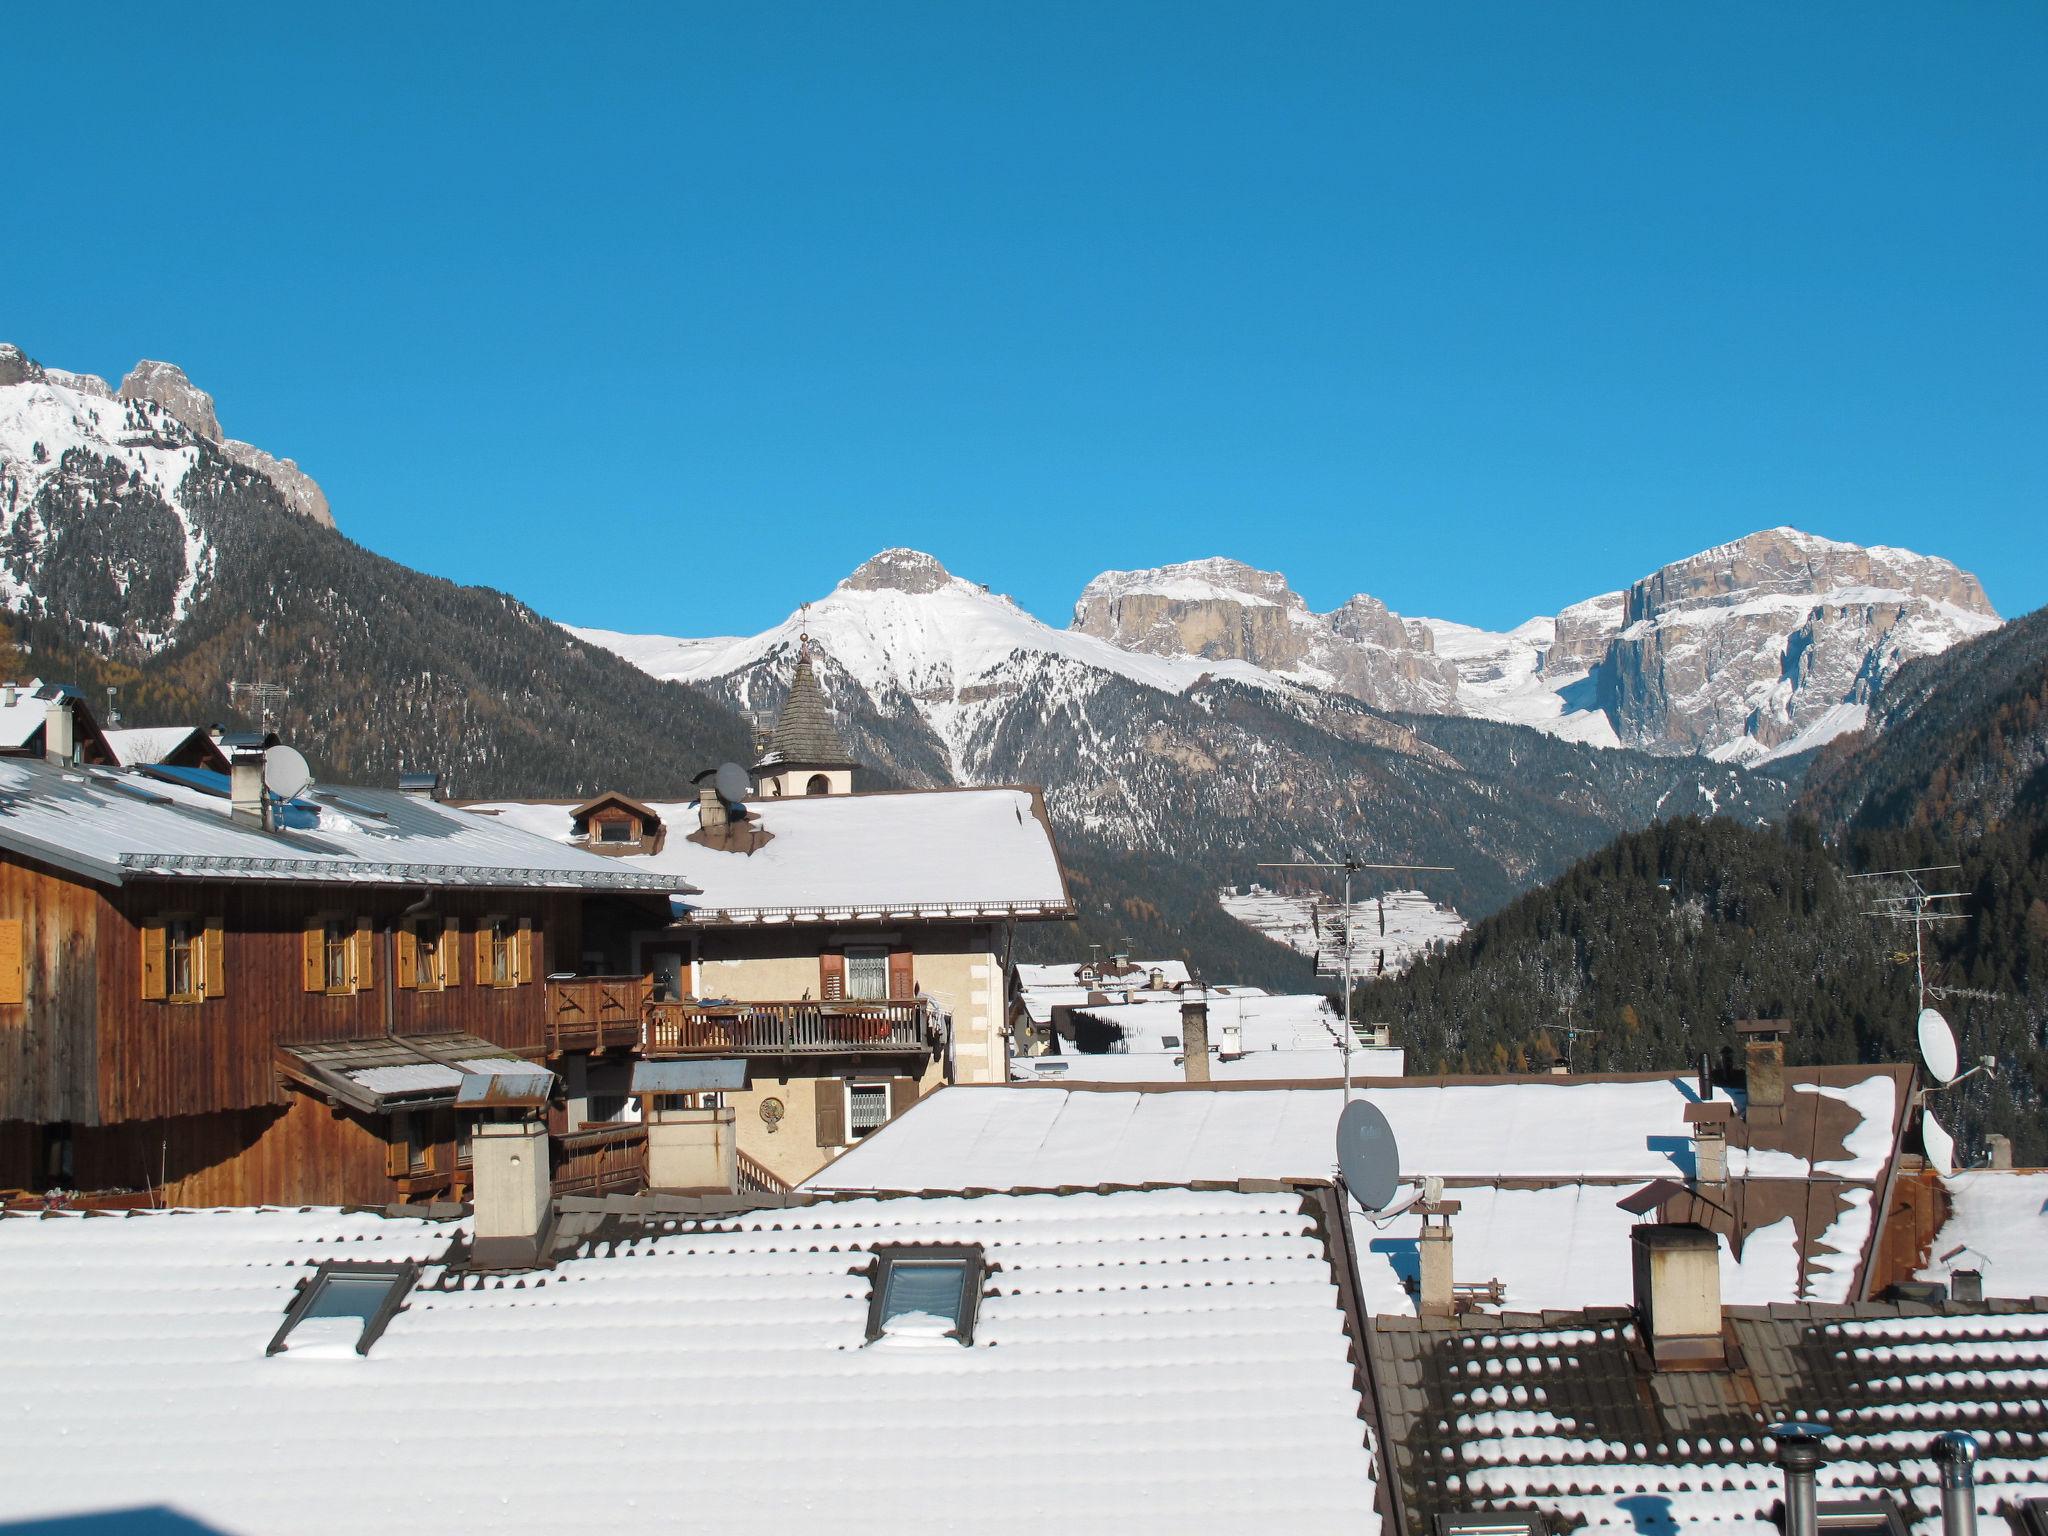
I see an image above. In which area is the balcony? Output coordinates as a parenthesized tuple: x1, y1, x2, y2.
(544, 974, 650, 1055)
(644, 998, 946, 1058)
(552, 1122, 646, 1197)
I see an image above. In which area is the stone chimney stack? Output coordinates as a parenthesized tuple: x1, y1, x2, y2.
(1180, 994, 1211, 1084)
(1684, 1101, 1733, 1185)
(470, 1117, 555, 1269)
(1737, 1020, 1790, 1123)
(698, 783, 730, 830)
(43, 695, 76, 765)
(1631, 1222, 1724, 1366)
(228, 741, 269, 829)
(1987, 1134, 2014, 1170)
(1418, 1197, 1459, 1319)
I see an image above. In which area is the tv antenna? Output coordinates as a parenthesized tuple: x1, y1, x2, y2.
(103, 684, 121, 728)
(1259, 856, 1454, 1099)
(1556, 1003, 1599, 1073)
(1851, 865, 1969, 1015)
(229, 680, 292, 732)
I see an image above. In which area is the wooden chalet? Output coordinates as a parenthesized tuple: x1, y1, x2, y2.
(0, 709, 694, 1209)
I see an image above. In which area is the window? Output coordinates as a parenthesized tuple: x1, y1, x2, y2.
(478, 916, 530, 989)
(863, 1244, 987, 1346)
(403, 1111, 431, 1172)
(848, 1081, 890, 1138)
(597, 818, 634, 843)
(1434, 1518, 1543, 1536)
(846, 946, 889, 1002)
(2012, 1500, 2048, 1536)
(403, 917, 447, 991)
(325, 920, 354, 990)
(165, 918, 199, 1002)
(301, 916, 369, 995)
(1814, 1500, 1910, 1536)
(805, 774, 831, 796)
(267, 1262, 418, 1357)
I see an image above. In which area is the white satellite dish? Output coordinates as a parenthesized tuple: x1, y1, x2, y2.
(1918, 1007, 1960, 1086)
(1922, 1107, 1955, 1178)
(1336, 1098, 1402, 1212)
(263, 745, 312, 801)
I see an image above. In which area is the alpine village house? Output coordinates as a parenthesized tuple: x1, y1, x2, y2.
(0, 652, 1074, 1206)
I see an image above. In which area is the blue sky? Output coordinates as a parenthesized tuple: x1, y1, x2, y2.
(7, 4, 2044, 636)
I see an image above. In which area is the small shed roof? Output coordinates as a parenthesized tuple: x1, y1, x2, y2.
(277, 1033, 535, 1113)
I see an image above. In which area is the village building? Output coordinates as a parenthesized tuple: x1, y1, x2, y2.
(0, 678, 114, 765)
(103, 723, 233, 773)
(0, 713, 691, 1207)
(466, 648, 1074, 1187)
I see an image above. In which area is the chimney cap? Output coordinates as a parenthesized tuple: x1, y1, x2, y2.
(1767, 1422, 1832, 1471)
(1736, 1019, 1792, 1037)
(1683, 1102, 1735, 1125)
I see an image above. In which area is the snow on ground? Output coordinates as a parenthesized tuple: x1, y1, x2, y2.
(1220, 884, 1466, 978)
(1919, 1170, 2048, 1299)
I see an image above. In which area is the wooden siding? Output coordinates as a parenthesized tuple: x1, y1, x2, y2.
(93, 883, 586, 1125)
(0, 855, 105, 1125)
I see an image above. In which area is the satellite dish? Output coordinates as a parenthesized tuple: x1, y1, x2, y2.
(1336, 1098, 1402, 1212)
(1923, 1107, 1955, 1178)
(1918, 1007, 1960, 1086)
(263, 745, 312, 801)
(713, 761, 750, 806)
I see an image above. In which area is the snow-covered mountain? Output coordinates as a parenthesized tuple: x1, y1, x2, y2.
(0, 343, 336, 650)
(1065, 529, 1998, 764)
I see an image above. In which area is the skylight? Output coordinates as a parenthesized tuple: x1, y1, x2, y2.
(864, 1244, 987, 1346)
(267, 1261, 418, 1356)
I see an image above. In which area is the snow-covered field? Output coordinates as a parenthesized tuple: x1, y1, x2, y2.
(1220, 884, 1467, 977)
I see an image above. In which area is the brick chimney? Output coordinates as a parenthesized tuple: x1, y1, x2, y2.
(1631, 1222, 1724, 1366)
(228, 741, 269, 829)
(1736, 1020, 1790, 1123)
(1418, 1198, 1459, 1319)
(1180, 994, 1211, 1084)
(1684, 1101, 1733, 1185)
(470, 1117, 555, 1269)
(43, 694, 76, 765)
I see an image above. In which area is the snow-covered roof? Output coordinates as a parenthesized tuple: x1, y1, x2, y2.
(1015, 993, 1408, 1084)
(468, 787, 1072, 922)
(1369, 1302, 2048, 1536)
(0, 756, 697, 893)
(1919, 1169, 2048, 1300)
(0, 1189, 1381, 1535)
(810, 1073, 1904, 1193)
(1014, 958, 1191, 989)
(102, 724, 217, 767)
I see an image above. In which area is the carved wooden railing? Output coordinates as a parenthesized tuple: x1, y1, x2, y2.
(643, 999, 944, 1057)
(736, 1150, 794, 1196)
(552, 1122, 646, 1197)
(544, 974, 650, 1055)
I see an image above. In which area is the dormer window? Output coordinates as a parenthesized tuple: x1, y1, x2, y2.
(267, 1261, 418, 1357)
(863, 1244, 987, 1347)
(597, 818, 634, 844)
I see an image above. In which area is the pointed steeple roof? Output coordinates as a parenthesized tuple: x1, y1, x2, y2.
(753, 637, 855, 770)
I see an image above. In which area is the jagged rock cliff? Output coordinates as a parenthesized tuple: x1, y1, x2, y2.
(1070, 557, 1462, 714)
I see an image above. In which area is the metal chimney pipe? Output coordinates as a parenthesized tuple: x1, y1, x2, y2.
(1769, 1422, 1830, 1536)
(1930, 1432, 1980, 1536)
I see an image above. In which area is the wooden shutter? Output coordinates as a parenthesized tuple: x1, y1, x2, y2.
(515, 917, 534, 985)
(302, 922, 325, 992)
(476, 922, 493, 986)
(0, 919, 23, 1006)
(887, 947, 914, 1001)
(202, 917, 225, 1000)
(814, 1078, 846, 1146)
(889, 1075, 918, 1119)
(384, 1116, 410, 1178)
(353, 917, 374, 991)
(141, 918, 168, 1001)
(819, 951, 845, 1001)
(440, 924, 463, 987)
(396, 925, 418, 989)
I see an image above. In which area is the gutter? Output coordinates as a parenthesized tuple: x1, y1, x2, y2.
(1304, 1178, 1408, 1536)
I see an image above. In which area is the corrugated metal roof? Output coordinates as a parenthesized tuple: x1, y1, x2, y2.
(632, 1058, 750, 1094)
(0, 756, 699, 893)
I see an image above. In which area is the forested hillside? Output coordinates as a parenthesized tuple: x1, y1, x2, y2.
(1361, 607, 2048, 1164)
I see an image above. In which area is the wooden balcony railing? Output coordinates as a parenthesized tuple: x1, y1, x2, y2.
(736, 1150, 793, 1196)
(552, 1122, 646, 1197)
(644, 999, 945, 1057)
(544, 974, 649, 1056)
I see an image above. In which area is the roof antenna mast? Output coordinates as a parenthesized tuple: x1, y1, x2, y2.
(1258, 856, 1454, 1101)
(229, 680, 292, 734)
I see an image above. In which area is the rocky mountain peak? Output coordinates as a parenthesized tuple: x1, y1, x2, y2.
(119, 359, 223, 441)
(840, 548, 956, 595)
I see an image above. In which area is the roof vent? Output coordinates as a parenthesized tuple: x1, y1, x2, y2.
(398, 771, 442, 800)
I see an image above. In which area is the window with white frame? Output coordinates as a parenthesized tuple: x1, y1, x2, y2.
(847, 1081, 890, 1138)
(845, 946, 889, 1001)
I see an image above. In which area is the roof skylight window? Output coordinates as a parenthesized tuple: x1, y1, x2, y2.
(267, 1261, 418, 1357)
(1434, 1515, 1543, 1536)
(864, 1244, 987, 1347)
(1814, 1500, 1910, 1536)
